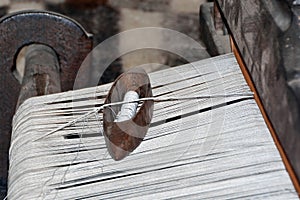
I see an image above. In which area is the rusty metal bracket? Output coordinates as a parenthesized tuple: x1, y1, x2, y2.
(0, 10, 92, 191)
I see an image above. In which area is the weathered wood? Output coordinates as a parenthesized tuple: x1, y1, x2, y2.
(16, 44, 61, 109)
(216, 0, 300, 184)
(199, 2, 230, 56)
(7, 54, 298, 199)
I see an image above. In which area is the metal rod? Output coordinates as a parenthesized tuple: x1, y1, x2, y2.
(16, 44, 61, 109)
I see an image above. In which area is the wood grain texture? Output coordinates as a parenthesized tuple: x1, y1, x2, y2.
(6, 54, 298, 199)
(216, 0, 300, 184)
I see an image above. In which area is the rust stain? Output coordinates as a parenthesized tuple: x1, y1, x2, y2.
(34, 73, 49, 96)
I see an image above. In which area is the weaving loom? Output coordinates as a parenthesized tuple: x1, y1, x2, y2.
(7, 54, 299, 199)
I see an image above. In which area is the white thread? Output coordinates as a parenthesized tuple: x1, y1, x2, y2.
(114, 91, 139, 122)
(39, 115, 105, 200)
(33, 92, 254, 141)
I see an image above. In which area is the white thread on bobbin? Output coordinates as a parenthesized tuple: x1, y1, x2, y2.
(114, 91, 139, 122)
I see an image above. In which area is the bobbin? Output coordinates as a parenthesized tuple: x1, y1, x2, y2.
(103, 68, 154, 161)
(0, 10, 92, 187)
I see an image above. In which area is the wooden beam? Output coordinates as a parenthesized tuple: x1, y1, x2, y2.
(231, 37, 300, 195)
(215, 0, 300, 186)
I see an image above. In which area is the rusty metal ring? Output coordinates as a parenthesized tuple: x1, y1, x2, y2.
(103, 68, 154, 160)
(0, 10, 92, 179)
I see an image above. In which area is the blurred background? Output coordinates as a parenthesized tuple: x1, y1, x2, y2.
(1, 0, 219, 83)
